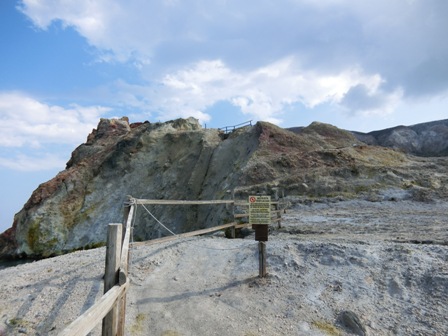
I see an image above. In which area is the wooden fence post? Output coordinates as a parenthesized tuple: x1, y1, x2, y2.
(117, 290, 127, 335)
(102, 223, 123, 336)
(274, 203, 282, 228)
(117, 202, 134, 336)
(231, 190, 236, 238)
(230, 225, 236, 238)
(258, 241, 267, 277)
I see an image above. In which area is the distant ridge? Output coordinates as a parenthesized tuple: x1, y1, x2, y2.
(288, 119, 448, 157)
(352, 119, 448, 157)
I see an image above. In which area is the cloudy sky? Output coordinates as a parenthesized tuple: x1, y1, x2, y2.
(1, 0, 447, 233)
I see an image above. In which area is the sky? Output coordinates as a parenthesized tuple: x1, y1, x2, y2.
(1, 0, 448, 233)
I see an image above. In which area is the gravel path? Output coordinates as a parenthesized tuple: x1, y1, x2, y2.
(1, 200, 447, 335)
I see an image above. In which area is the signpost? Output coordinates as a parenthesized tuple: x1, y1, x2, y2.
(249, 195, 271, 277)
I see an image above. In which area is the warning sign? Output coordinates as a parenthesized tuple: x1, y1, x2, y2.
(249, 195, 271, 224)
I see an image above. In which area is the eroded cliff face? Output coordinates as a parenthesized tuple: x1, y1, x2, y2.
(0, 117, 258, 258)
(1, 117, 447, 259)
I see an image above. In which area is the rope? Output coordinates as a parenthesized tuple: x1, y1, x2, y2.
(139, 203, 177, 236)
(132, 201, 252, 251)
(125, 195, 136, 206)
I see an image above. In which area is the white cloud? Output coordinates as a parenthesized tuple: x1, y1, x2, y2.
(0, 92, 111, 148)
(341, 84, 404, 117)
(18, 0, 448, 124)
(137, 58, 399, 124)
(0, 92, 113, 171)
(0, 153, 66, 172)
(19, 0, 448, 70)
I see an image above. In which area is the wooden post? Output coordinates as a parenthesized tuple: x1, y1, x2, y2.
(102, 224, 123, 336)
(274, 203, 282, 228)
(231, 190, 236, 238)
(119, 204, 134, 285)
(117, 202, 134, 336)
(117, 290, 127, 336)
(122, 198, 132, 244)
(258, 241, 267, 277)
(230, 226, 236, 239)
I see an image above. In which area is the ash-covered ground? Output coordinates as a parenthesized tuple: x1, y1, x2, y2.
(1, 199, 447, 335)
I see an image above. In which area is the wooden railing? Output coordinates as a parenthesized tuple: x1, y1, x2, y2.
(59, 201, 135, 336)
(218, 120, 252, 134)
(59, 196, 286, 335)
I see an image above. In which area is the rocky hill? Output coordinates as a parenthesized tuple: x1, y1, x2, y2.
(351, 119, 448, 156)
(1, 117, 448, 259)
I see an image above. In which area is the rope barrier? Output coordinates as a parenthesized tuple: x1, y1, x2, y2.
(139, 203, 177, 236)
(131, 202, 252, 251)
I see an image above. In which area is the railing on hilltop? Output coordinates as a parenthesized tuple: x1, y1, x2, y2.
(59, 195, 286, 336)
(218, 120, 252, 134)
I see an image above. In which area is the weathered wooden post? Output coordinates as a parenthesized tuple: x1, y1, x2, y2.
(117, 199, 135, 336)
(258, 241, 267, 277)
(102, 223, 123, 336)
(230, 189, 236, 238)
(274, 202, 282, 228)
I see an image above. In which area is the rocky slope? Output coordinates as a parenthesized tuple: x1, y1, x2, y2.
(351, 119, 448, 156)
(1, 117, 448, 259)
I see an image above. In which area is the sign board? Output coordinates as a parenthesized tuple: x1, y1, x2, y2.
(252, 224, 269, 241)
(249, 195, 271, 225)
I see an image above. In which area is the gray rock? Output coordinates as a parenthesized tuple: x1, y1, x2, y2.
(338, 310, 366, 336)
(352, 119, 448, 156)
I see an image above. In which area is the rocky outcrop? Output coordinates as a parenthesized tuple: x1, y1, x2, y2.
(1, 117, 448, 259)
(1, 117, 254, 258)
(352, 119, 448, 156)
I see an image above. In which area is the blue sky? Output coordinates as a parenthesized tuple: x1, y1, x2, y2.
(1, 0, 448, 233)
